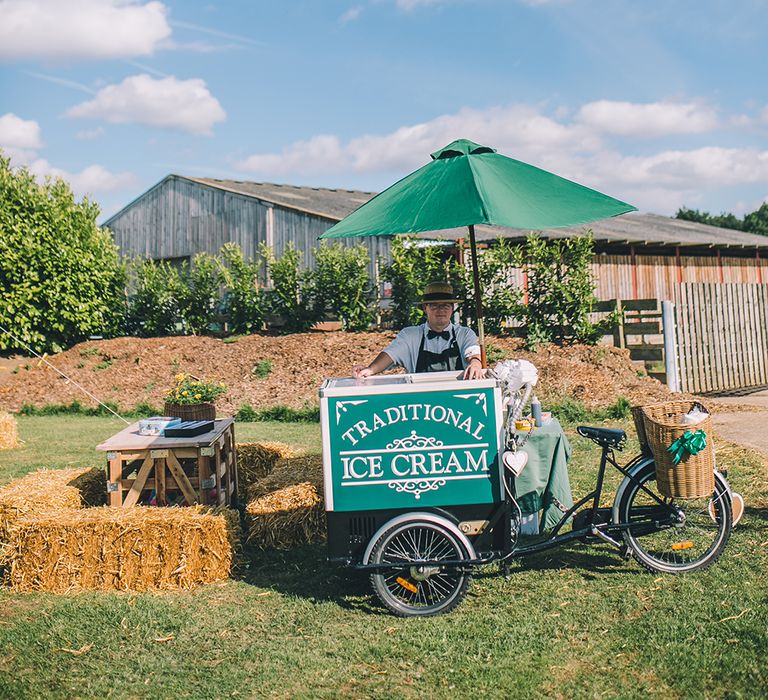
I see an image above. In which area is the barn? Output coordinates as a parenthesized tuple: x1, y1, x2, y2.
(105, 174, 768, 301)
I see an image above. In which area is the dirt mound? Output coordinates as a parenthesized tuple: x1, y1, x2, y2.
(0, 332, 672, 415)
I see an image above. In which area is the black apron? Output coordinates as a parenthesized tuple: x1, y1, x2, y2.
(415, 326, 464, 373)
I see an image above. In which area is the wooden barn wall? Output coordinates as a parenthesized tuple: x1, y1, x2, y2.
(272, 207, 390, 280)
(591, 253, 766, 300)
(106, 177, 389, 281)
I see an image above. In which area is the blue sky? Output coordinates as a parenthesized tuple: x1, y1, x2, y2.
(1, 0, 767, 221)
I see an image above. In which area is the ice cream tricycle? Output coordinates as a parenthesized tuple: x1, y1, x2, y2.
(319, 366, 734, 617)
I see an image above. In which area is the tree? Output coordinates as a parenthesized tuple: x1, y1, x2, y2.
(219, 242, 265, 334)
(177, 252, 223, 334)
(125, 258, 183, 337)
(382, 237, 460, 328)
(0, 154, 125, 353)
(743, 203, 768, 237)
(517, 232, 612, 348)
(262, 242, 315, 333)
(676, 204, 768, 236)
(458, 238, 524, 335)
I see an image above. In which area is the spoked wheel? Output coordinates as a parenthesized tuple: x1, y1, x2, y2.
(620, 463, 732, 574)
(369, 518, 471, 617)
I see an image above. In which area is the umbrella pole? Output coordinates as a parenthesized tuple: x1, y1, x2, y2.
(467, 225, 487, 367)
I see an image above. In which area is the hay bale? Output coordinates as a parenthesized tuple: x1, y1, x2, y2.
(245, 483, 325, 549)
(236, 441, 301, 491)
(246, 454, 323, 501)
(5, 505, 240, 592)
(0, 467, 101, 545)
(0, 412, 19, 450)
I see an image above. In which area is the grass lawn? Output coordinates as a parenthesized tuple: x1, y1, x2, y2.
(0, 415, 767, 699)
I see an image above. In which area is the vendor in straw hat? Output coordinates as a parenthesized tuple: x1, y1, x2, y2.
(352, 282, 483, 380)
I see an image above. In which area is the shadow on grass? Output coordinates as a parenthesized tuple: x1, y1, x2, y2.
(235, 536, 642, 612)
(237, 543, 379, 612)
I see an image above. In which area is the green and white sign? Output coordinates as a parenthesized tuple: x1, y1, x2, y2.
(322, 383, 503, 512)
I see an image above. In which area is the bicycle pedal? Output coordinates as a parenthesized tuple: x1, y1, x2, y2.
(619, 543, 632, 561)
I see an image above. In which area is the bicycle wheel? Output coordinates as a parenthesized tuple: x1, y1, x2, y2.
(620, 462, 732, 574)
(369, 518, 471, 617)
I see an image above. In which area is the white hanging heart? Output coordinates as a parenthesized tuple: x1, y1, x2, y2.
(503, 450, 528, 476)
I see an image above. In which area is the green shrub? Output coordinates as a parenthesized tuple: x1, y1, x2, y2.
(311, 242, 374, 331)
(125, 258, 183, 337)
(234, 403, 258, 421)
(518, 232, 613, 348)
(382, 237, 460, 328)
(460, 238, 524, 335)
(178, 252, 222, 335)
(252, 359, 272, 379)
(0, 154, 126, 353)
(219, 242, 265, 334)
(607, 396, 631, 419)
(234, 404, 320, 422)
(133, 401, 160, 417)
(263, 242, 315, 333)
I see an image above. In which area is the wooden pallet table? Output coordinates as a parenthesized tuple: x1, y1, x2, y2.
(96, 418, 238, 508)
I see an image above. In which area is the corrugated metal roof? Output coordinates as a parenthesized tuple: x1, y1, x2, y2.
(134, 176, 768, 251)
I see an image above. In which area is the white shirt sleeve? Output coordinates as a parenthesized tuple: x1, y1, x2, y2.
(455, 325, 480, 359)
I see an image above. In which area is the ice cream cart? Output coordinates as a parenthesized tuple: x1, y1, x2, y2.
(320, 370, 510, 615)
(319, 370, 735, 618)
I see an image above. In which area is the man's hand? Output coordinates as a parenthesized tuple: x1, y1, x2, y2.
(463, 357, 484, 380)
(352, 364, 373, 379)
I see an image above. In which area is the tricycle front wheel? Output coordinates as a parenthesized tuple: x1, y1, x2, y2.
(369, 519, 471, 617)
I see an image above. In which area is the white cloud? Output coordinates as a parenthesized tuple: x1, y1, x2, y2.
(0, 113, 43, 162)
(238, 135, 347, 175)
(339, 6, 363, 23)
(615, 147, 768, 188)
(76, 127, 105, 141)
(237, 104, 599, 176)
(66, 74, 226, 135)
(236, 99, 768, 215)
(27, 160, 137, 195)
(0, 0, 171, 61)
(576, 100, 719, 137)
(396, 0, 445, 10)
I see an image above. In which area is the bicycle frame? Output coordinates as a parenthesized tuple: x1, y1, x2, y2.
(355, 445, 681, 572)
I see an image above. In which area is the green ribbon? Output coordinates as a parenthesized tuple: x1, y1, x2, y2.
(667, 430, 707, 465)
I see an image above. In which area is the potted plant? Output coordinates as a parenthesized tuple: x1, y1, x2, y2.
(164, 373, 227, 421)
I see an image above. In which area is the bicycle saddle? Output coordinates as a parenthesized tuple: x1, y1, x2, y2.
(577, 426, 627, 450)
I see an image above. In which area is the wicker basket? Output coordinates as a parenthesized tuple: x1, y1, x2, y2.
(631, 405, 651, 455)
(641, 400, 714, 499)
(163, 402, 216, 422)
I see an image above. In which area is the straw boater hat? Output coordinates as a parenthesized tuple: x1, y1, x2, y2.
(415, 281, 463, 305)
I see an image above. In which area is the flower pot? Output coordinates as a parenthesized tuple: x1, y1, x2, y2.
(163, 402, 216, 422)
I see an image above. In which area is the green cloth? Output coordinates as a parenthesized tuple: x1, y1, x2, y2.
(515, 418, 573, 532)
(320, 139, 636, 239)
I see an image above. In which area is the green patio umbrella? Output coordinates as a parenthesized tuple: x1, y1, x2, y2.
(321, 138, 637, 364)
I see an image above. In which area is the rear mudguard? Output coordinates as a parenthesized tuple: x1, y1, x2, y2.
(361, 511, 478, 566)
(611, 456, 733, 523)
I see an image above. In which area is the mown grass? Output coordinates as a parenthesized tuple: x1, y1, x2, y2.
(0, 415, 766, 699)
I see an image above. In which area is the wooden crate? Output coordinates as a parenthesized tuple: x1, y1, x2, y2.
(96, 419, 238, 508)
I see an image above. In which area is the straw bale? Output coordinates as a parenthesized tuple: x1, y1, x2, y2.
(245, 483, 325, 549)
(4, 505, 240, 593)
(0, 467, 102, 547)
(0, 412, 19, 450)
(236, 441, 302, 491)
(246, 454, 323, 501)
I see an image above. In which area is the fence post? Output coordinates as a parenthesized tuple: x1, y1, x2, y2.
(662, 300, 681, 392)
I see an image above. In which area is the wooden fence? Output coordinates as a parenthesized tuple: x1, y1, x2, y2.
(674, 282, 768, 394)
